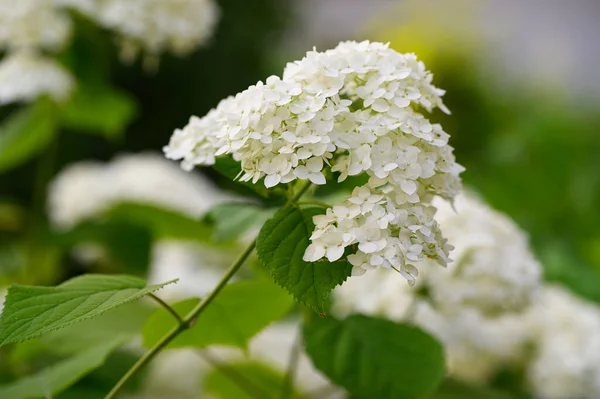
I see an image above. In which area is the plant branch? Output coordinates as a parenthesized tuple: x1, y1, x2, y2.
(279, 330, 302, 399)
(104, 180, 313, 399)
(148, 293, 183, 325)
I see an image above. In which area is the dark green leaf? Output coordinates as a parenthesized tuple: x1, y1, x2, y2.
(303, 314, 445, 399)
(0, 99, 59, 173)
(0, 336, 127, 399)
(143, 280, 293, 349)
(257, 207, 352, 312)
(61, 82, 137, 141)
(106, 202, 214, 244)
(204, 361, 300, 399)
(53, 219, 152, 273)
(206, 202, 273, 241)
(0, 274, 175, 346)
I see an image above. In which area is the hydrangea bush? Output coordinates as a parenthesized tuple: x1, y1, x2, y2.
(1, 30, 598, 399)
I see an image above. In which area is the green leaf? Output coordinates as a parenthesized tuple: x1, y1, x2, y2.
(106, 202, 214, 244)
(0, 274, 175, 346)
(11, 302, 153, 361)
(0, 336, 127, 399)
(428, 378, 516, 399)
(0, 99, 59, 173)
(53, 219, 152, 273)
(61, 82, 137, 141)
(303, 314, 446, 399)
(204, 361, 300, 399)
(206, 202, 273, 241)
(257, 206, 352, 312)
(143, 280, 293, 349)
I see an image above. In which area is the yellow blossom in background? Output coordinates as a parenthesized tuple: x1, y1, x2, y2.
(363, 0, 487, 68)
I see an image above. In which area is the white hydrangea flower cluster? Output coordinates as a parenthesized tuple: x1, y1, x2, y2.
(0, 0, 74, 104)
(165, 40, 464, 284)
(527, 286, 600, 399)
(334, 280, 533, 384)
(422, 193, 542, 314)
(332, 267, 415, 320)
(0, 51, 74, 105)
(48, 153, 232, 229)
(0, 0, 219, 105)
(414, 302, 531, 382)
(0, 0, 72, 51)
(332, 191, 542, 383)
(333, 271, 534, 385)
(85, 0, 219, 62)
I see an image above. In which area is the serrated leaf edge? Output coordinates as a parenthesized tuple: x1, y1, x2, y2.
(0, 279, 178, 346)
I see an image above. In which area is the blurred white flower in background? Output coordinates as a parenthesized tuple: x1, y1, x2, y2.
(332, 267, 414, 320)
(131, 349, 207, 399)
(0, 0, 220, 88)
(79, 0, 219, 62)
(0, 51, 74, 105)
(130, 321, 342, 399)
(166, 40, 464, 285)
(333, 190, 542, 383)
(413, 302, 530, 382)
(527, 285, 600, 399)
(147, 240, 230, 300)
(0, 0, 72, 51)
(48, 153, 232, 230)
(424, 193, 542, 314)
(48, 152, 235, 297)
(242, 321, 338, 396)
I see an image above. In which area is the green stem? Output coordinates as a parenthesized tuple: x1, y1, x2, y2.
(296, 200, 331, 209)
(279, 330, 301, 399)
(148, 294, 184, 325)
(104, 180, 313, 399)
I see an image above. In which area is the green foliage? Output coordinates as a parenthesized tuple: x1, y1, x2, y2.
(11, 302, 153, 361)
(0, 99, 59, 173)
(204, 361, 299, 399)
(303, 314, 445, 399)
(0, 336, 128, 399)
(6, 303, 152, 399)
(107, 202, 214, 244)
(541, 243, 600, 304)
(54, 218, 152, 273)
(257, 206, 352, 313)
(61, 82, 138, 141)
(206, 202, 273, 241)
(0, 274, 175, 346)
(143, 280, 293, 349)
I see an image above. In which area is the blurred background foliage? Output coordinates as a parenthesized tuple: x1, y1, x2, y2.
(367, 0, 600, 304)
(0, 0, 599, 398)
(0, 0, 290, 286)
